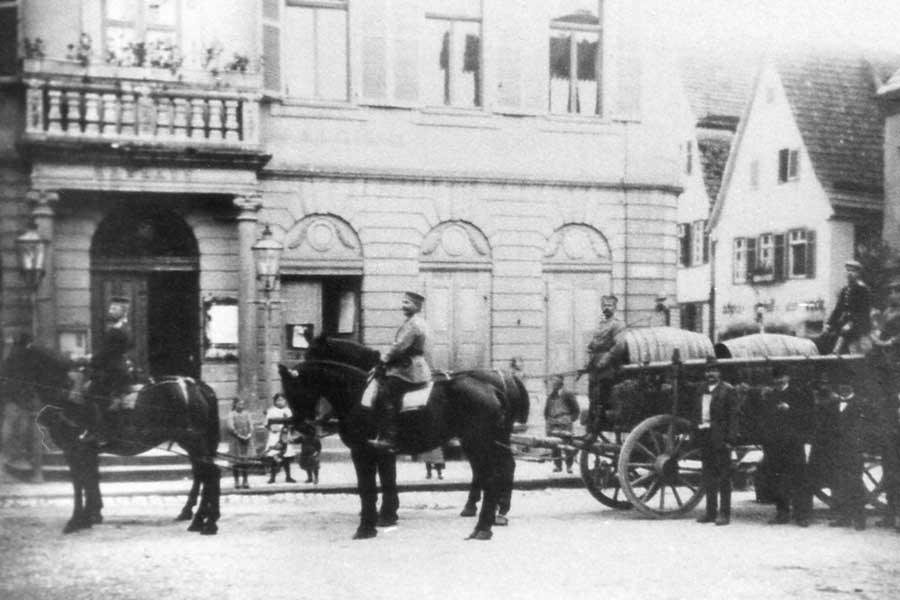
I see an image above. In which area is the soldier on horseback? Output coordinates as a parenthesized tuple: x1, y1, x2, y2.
(79, 297, 134, 446)
(368, 291, 433, 454)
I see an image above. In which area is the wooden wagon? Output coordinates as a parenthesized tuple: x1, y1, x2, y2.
(513, 327, 887, 518)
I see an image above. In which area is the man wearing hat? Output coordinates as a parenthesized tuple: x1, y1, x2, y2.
(583, 295, 626, 438)
(760, 367, 815, 526)
(369, 291, 433, 453)
(80, 297, 134, 445)
(871, 273, 900, 529)
(823, 260, 872, 354)
(693, 356, 739, 526)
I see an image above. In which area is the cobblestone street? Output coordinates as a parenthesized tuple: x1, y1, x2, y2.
(2, 488, 899, 600)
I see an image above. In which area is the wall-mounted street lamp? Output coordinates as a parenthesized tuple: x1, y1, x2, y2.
(15, 223, 48, 483)
(251, 225, 283, 404)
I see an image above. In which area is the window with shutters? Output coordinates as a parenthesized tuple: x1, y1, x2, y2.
(424, 5, 481, 108)
(677, 223, 690, 267)
(733, 238, 747, 283)
(778, 148, 800, 183)
(283, 0, 348, 101)
(0, 1, 16, 77)
(104, 0, 178, 66)
(788, 228, 816, 278)
(684, 140, 693, 175)
(549, 0, 603, 116)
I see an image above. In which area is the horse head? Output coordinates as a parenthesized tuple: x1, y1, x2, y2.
(1, 342, 73, 409)
(306, 336, 381, 371)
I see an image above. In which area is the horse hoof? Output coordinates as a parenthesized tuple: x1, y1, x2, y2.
(376, 516, 398, 528)
(187, 519, 204, 533)
(494, 515, 509, 526)
(465, 529, 493, 541)
(175, 509, 193, 522)
(63, 521, 87, 534)
(460, 505, 477, 517)
(200, 523, 218, 536)
(353, 527, 377, 540)
(89, 512, 104, 525)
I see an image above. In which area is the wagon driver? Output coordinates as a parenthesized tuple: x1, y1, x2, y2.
(823, 260, 872, 354)
(583, 295, 625, 438)
(369, 291, 433, 453)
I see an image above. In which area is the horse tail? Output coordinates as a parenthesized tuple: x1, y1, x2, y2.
(506, 374, 530, 425)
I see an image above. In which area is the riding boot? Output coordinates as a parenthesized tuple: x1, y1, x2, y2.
(369, 392, 400, 453)
(267, 462, 277, 484)
(284, 462, 296, 483)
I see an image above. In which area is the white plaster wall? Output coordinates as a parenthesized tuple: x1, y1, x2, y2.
(713, 62, 835, 336)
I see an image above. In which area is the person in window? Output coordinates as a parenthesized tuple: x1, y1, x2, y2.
(368, 291, 433, 453)
(823, 260, 872, 354)
(582, 295, 625, 438)
(80, 297, 134, 446)
(693, 357, 739, 526)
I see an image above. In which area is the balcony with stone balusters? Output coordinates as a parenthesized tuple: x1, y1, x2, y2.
(18, 58, 269, 168)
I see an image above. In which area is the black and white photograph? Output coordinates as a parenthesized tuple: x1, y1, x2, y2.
(1, 1, 900, 598)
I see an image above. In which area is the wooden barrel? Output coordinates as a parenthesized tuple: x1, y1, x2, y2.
(714, 333, 819, 359)
(618, 326, 715, 365)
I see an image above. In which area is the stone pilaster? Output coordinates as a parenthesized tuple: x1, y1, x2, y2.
(234, 194, 262, 410)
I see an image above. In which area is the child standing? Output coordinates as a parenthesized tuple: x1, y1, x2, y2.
(421, 446, 445, 480)
(226, 397, 255, 489)
(298, 423, 322, 484)
(264, 393, 297, 483)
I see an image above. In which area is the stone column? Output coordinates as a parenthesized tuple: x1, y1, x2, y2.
(28, 190, 59, 350)
(234, 195, 262, 411)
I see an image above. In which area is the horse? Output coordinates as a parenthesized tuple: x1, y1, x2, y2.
(278, 336, 530, 540)
(0, 341, 222, 535)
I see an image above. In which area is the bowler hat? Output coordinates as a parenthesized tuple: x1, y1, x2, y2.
(703, 356, 719, 370)
(844, 260, 862, 271)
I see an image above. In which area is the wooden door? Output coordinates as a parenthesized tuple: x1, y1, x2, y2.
(423, 271, 490, 371)
(91, 273, 149, 379)
(545, 272, 609, 395)
(280, 279, 323, 364)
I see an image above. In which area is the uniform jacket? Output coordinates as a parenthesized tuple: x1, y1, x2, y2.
(691, 381, 740, 449)
(384, 312, 433, 384)
(89, 324, 133, 396)
(763, 384, 815, 445)
(827, 281, 872, 340)
(544, 389, 580, 432)
(586, 317, 626, 379)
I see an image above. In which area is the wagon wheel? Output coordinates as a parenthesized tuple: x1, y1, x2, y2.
(617, 414, 705, 518)
(813, 453, 886, 510)
(579, 435, 632, 510)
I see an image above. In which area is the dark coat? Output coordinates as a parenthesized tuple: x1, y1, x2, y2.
(826, 282, 872, 341)
(691, 381, 740, 450)
(89, 325, 133, 397)
(586, 317, 626, 380)
(544, 389, 580, 433)
(762, 384, 815, 445)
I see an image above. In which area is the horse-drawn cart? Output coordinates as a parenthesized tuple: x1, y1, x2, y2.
(512, 327, 886, 519)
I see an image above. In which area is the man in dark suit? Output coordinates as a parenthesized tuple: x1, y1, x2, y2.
(824, 260, 872, 354)
(829, 379, 868, 530)
(80, 297, 133, 445)
(760, 367, 815, 527)
(694, 357, 740, 526)
(544, 374, 580, 473)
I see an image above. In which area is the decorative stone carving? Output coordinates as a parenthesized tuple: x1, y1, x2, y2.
(544, 224, 611, 271)
(421, 221, 491, 264)
(283, 215, 362, 266)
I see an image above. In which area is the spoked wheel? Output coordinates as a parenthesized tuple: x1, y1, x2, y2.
(618, 415, 704, 518)
(579, 435, 631, 510)
(814, 453, 886, 510)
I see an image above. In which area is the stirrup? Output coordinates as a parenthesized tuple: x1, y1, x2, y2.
(367, 437, 398, 453)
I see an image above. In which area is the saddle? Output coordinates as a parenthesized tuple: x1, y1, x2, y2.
(361, 378, 432, 411)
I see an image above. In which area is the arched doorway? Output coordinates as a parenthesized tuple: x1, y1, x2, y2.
(90, 206, 200, 379)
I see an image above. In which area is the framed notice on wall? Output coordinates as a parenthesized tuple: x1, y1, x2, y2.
(287, 323, 313, 349)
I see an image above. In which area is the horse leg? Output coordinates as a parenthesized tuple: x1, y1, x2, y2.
(466, 447, 500, 541)
(461, 457, 480, 517)
(63, 450, 92, 534)
(494, 448, 515, 526)
(200, 463, 221, 536)
(85, 450, 103, 525)
(177, 459, 201, 521)
(186, 460, 207, 532)
(376, 453, 399, 527)
(350, 447, 378, 539)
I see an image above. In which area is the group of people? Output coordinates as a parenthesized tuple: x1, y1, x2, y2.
(226, 393, 322, 488)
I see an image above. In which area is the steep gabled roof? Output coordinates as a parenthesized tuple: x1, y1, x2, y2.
(711, 49, 899, 230)
(777, 50, 896, 209)
(678, 50, 758, 127)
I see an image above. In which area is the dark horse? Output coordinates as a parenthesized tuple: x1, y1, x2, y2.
(0, 342, 222, 535)
(278, 336, 529, 540)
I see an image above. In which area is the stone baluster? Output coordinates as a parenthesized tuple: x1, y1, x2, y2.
(46, 88, 62, 134)
(83, 92, 100, 135)
(207, 99, 224, 141)
(224, 99, 239, 141)
(26, 84, 45, 133)
(156, 96, 172, 139)
(120, 92, 136, 137)
(190, 98, 206, 139)
(173, 97, 189, 139)
(101, 93, 119, 136)
(136, 89, 155, 138)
